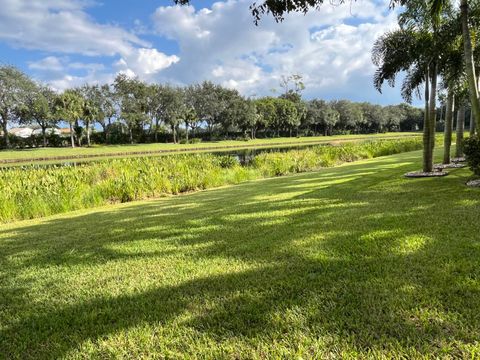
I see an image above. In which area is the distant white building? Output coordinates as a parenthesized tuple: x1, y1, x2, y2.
(6, 127, 67, 138)
(9, 127, 34, 138)
(32, 128, 62, 136)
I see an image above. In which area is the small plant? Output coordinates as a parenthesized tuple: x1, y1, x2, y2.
(464, 135, 480, 176)
(218, 155, 239, 168)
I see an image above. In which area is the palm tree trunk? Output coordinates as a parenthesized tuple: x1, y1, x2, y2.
(423, 66, 431, 173)
(428, 63, 438, 170)
(461, 0, 480, 135)
(69, 123, 75, 148)
(86, 121, 91, 147)
(443, 89, 454, 164)
(456, 105, 465, 157)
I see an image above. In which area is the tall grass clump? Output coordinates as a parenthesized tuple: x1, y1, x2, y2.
(0, 137, 422, 223)
(0, 154, 257, 222)
(252, 137, 423, 177)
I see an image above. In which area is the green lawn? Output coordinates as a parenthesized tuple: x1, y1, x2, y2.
(0, 133, 418, 164)
(1, 149, 479, 359)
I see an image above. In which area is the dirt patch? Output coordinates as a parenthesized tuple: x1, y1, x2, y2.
(434, 163, 466, 170)
(466, 179, 480, 187)
(405, 171, 449, 178)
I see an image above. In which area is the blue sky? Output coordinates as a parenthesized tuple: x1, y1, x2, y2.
(0, 0, 409, 105)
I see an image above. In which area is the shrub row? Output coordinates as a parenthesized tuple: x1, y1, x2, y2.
(0, 137, 423, 223)
(464, 135, 480, 176)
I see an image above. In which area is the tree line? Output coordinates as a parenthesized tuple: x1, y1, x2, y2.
(177, 0, 480, 175)
(0, 67, 425, 149)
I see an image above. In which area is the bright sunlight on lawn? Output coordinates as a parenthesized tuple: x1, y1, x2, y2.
(1, 149, 479, 359)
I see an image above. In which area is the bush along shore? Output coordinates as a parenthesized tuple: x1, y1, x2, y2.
(0, 138, 424, 223)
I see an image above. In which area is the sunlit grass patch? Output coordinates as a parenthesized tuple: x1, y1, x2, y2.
(0, 149, 479, 358)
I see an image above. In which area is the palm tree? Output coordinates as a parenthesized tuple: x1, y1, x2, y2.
(429, 0, 479, 135)
(55, 90, 84, 148)
(82, 99, 98, 147)
(373, 28, 438, 172)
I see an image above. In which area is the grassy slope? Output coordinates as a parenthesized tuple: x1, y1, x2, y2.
(0, 133, 418, 162)
(1, 149, 479, 359)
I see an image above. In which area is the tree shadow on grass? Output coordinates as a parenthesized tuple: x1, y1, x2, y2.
(1, 151, 480, 358)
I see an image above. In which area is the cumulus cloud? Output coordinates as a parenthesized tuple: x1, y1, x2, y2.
(152, 0, 399, 101)
(115, 48, 180, 76)
(0, 0, 147, 56)
(28, 56, 110, 91)
(0, 0, 179, 88)
(2, 0, 403, 102)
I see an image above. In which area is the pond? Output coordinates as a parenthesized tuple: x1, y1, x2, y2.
(5, 143, 328, 169)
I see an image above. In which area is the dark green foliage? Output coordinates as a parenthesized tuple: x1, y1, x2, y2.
(464, 135, 480, 175)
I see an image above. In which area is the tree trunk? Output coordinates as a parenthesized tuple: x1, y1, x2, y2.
(423, 66, 431, 173)
(69, 123, 75, 148)
(86, 121, 91, 147)
(42, 126, 47, 147)
(472, 106, 477, 136)
(456, 105, 465, 157)
(129, 127, 133, 144)
(443, 90, 454, 164)
(172, 125, 176, 144)
(102, 124, 108, 144)
(1, 117, 9, 149)
(461, 0, 480, 135)
(427, 63, 438, 171)
(185, 122, 189, 142)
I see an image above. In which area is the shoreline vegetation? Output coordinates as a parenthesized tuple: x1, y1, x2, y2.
(0, 137, 425, 223)
(0, 133, 419, 165)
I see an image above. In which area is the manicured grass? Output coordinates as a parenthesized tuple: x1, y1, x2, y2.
(0, 133, 418, 164)
(1, 149, 479, 358)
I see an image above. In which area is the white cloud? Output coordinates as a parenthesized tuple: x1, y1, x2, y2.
(0, 0, 178, 86)
(0, 0, 148, 56)
(28, 56, 111, 91)
(152, 0, 399, 101)
(116, 48, 180, 76)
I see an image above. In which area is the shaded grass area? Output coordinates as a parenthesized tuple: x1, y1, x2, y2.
(0, 133, 418, 164)
(1, 149, 479, 358)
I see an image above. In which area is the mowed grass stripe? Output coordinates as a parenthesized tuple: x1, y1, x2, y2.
(0, 149, 479, 359)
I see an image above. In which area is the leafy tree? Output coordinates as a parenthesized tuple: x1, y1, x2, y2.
(360, 103, 386, 133)
(162, 85, 185, 143)
(114, 74, 149, 144)
(273, 98, 297, 137)
(254, 97, 277, 137)
(331, 100, 362, 133)
(306, 99, 338, 136)
(20, 85, 57, 147)
(0, 66, 35, 148)
(96, 84, 117, 143)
